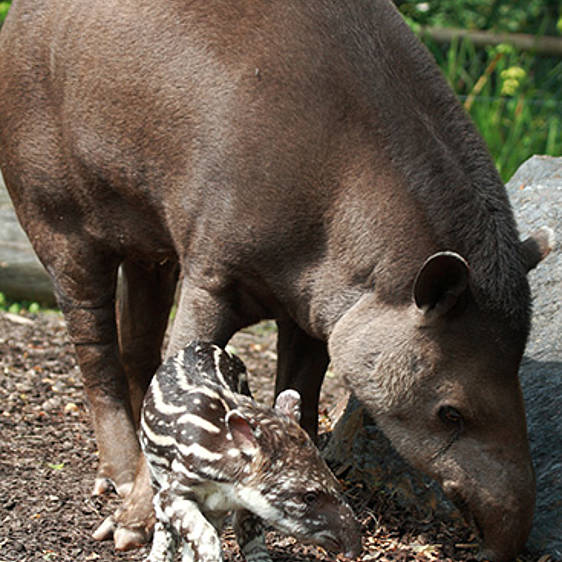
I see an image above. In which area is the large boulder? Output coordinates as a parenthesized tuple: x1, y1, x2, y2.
(324, 155, 561, 558)
(507, 156, 561, 556)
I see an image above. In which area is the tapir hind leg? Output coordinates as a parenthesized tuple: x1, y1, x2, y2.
(27, 235, 142, 500)
(97, 274, 248, 549)
(275, 316, 329, 440)
(91, 259, 178, 548)
(56, 262, 142, 500)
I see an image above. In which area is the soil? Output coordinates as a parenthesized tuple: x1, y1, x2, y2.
(0, 310, 552, 562)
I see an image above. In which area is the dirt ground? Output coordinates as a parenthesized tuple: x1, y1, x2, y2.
(0, 310, 552, 562)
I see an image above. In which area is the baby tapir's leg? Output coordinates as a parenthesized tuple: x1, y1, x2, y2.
(234, 509, 272, 562)
(152, 485, 223, 562)
(146, 519, 178, 562)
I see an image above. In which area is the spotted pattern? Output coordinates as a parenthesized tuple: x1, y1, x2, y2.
(140, 341, 361, 561)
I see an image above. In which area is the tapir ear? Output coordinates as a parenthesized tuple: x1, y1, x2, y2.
(413, 251, 469, 319)
(226, 410, 259, 457)
(274, 389, 302, 423)
(520, 227, 554, 272)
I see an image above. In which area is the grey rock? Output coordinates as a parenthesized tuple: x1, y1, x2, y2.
(506, 155, 561, 557)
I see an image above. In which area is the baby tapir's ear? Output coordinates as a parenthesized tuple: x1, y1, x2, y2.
(226, 410, 259, 457)
(274, 389, 302, 423)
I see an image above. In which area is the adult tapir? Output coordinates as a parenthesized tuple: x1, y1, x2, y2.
(0, 0, 553, 559)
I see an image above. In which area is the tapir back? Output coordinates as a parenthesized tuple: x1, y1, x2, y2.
(0, 0, 530, 335)
(140, 343, 254, 485)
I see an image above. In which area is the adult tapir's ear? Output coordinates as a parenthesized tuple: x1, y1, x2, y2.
(226, 410, 259, 457)
(413, 251, 469, 319)
(520, 227, 554, 272)
(274, 389, 302, 423)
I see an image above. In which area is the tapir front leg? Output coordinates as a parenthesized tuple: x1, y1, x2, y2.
(166, 275, 248, 357)
(153, 486, 224, 562)
(147, 519, 178, 562)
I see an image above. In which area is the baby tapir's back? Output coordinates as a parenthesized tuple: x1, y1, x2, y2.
(140, 342, 254, 485)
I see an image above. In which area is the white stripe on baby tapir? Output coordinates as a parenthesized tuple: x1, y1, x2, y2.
(186, 386, 222, 401)
(177, 412, 222, 434)
(171, 459, 204, 482)
(171, 348, 193, 392)
(140, 416, 177, 448)
(236, 486, 282, 523)
(212, 347, 229, 388)
(177, 442, 224, 462)
(144, 449, 171, 468)
(150, 376, 186, 415)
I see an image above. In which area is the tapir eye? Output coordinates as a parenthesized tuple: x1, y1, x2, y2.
(303, 491, 319, 505)
(438, 405, 464, 428)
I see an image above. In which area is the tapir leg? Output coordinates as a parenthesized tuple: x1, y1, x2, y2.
(55, 258, 140, 495)
(117, 259, 179, 425)
(39, 247, 142, 500)
(166, 276, 247, 357)
(96, 275, 247, 549)
(275, 317, 329, 440)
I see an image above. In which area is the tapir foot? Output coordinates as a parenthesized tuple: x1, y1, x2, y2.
(91, 458, 136, 498)
(92, 454, 155, 550)
(93, 510, 153, 550)
(92, 493, 155, 549)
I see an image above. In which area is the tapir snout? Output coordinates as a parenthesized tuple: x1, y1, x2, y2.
(441, 450, 535, 561)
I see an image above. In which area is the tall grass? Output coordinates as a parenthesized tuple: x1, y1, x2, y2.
(427, 37, 561, 181)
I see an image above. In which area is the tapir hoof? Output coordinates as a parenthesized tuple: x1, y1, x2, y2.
(92, 481, 155, 550)
(92, 515, 117, 542)
(114, 526, 152, 551)
(92, 512, 154, 549)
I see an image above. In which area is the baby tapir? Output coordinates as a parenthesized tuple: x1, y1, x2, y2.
(140, 341, 361, 562)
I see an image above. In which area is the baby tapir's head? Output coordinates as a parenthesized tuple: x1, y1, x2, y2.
(227, 389, 361, 558)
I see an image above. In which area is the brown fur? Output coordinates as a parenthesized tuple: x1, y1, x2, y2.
(0, 0, 551, 559)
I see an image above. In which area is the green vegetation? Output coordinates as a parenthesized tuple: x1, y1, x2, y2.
(0, 291, 48, 315)
(399, 0, 560, 35)
(399, 0, 561, 181)
(428, 38, 559, 180)
(0, 2, 10, 23)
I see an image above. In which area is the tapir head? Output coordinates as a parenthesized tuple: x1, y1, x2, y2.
(329, 229, 553, 561)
